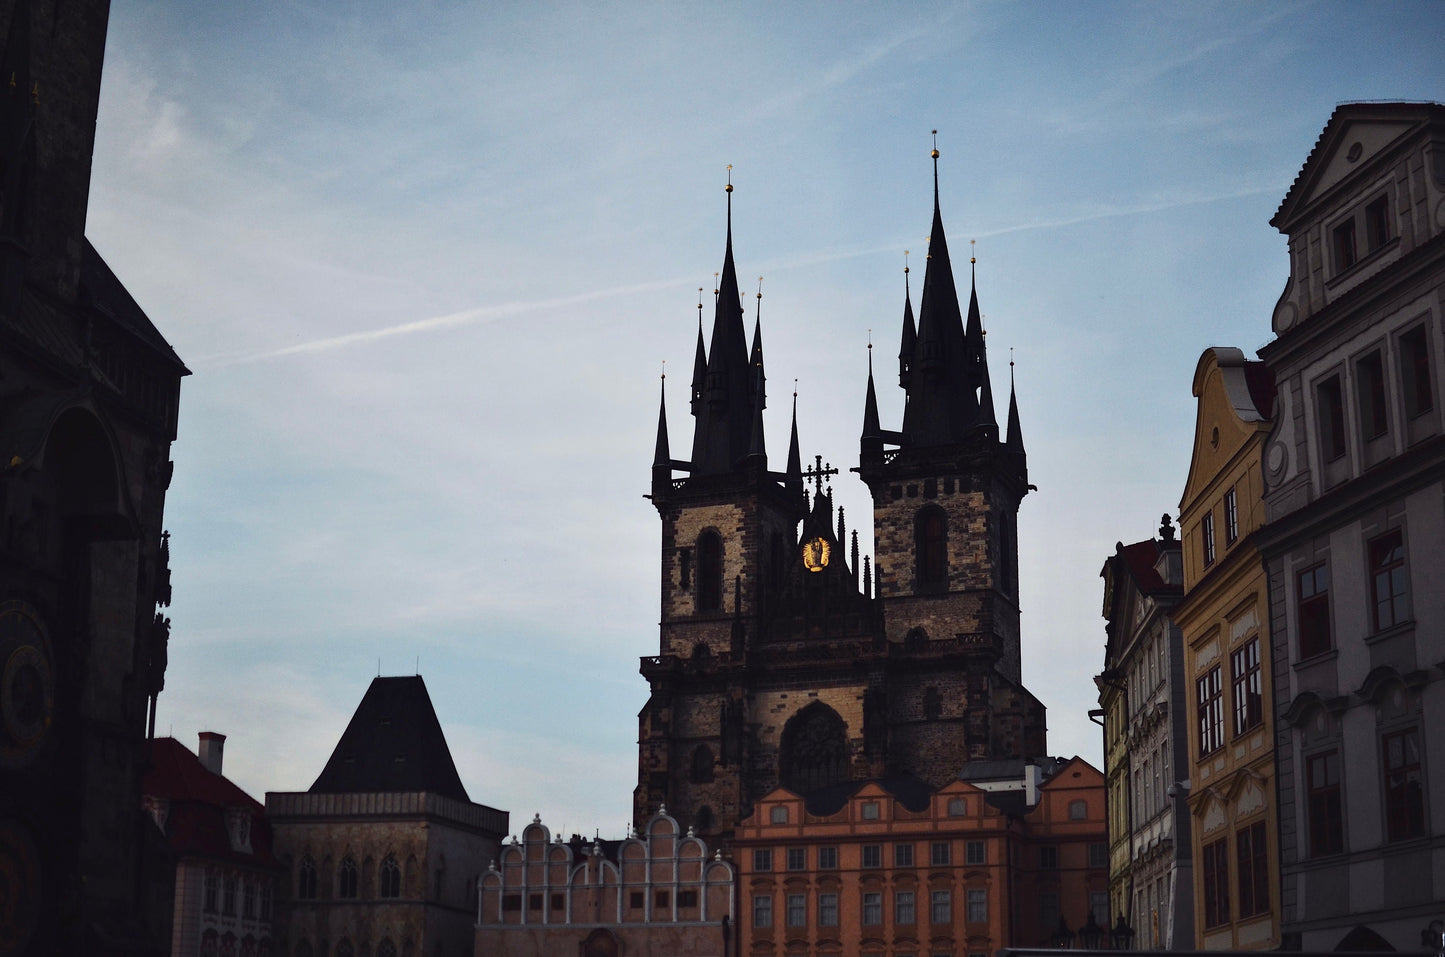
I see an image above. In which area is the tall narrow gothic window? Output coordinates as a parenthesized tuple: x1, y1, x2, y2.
(916, 507, 947, 588)
(697, 531, 723, 612)
(297, 856, 317, 899)
(690, 744, 714, 783)
(338, 856, 358, 899)
(779, 702, 849, 796)
(379, 855, 401, 898)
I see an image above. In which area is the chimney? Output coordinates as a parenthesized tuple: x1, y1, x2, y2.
(1024, 762, 1042, 807)
(198, 731, 226, 775)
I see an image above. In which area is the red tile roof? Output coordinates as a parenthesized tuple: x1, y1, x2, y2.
(143, 737, 280, 868)
(1116, 538, 1181, 596)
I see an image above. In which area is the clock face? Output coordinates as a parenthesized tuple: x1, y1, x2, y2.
(802, 536, 831, 572)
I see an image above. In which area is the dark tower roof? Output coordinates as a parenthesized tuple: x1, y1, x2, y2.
(652, 376, 670, 467)
(310, 675, 469, 802)
(1005, 363, 1024, 453)
(689, 183, 757, 475)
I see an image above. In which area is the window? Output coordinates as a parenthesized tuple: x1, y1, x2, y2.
(1197, 666, 1224, 756)
(786, 847, 805, 870)
(338, 857, 358, 899)
(379, 855, 401, 898)
(930, 889, 952, 924)
(259, 882, 272, 921)
(1365, 195, 1391, 251)
(1298, 563, 1332, 657)
(769, 805, 788, 824)
(965, 840, 985, 865)
(697, 531, 723, 612)
(1307, 751, 1344, 857)
(1383, 727, 1425, 840)
(861, 801, 880, 820)
(947, 797, 967, 816)
(629, 891, 644, 909)
(242, 879, 255, 919)
(1236, 821, 1269, 917)
(553, 893, 566, 910)
(1318, 375, 1347, 461)
(819, 892, 839, 927)
(1039, 845, 1058, 869)
(966, 888, 987, 923)
(296, 856, 317, 900)
(529, 893, 543, 910)
(678, 889, 698, 908)
(1224, 488, 1238, 545)
(753, 894, 772, 928)
(1231, 638, 1262, 736)
(930, 842, 951, 866)
(1202, 837, 1230, 928)
(894, 843, 914, 867)
(1357, 351, 1389, 441)
(204, 869, 219, 913)
(1069, 799, 1087, 820)
(1333, 217, 1358, 272)
(1369, 529, 1410, 631)
(1091, 891, 1110, 925)
(818, 846, 838, 869)
(916, 507, 948, 587)
(862, 891, 883, 925)
(691, 745, 715, 783)
(781, 703, 849, 796)
(896, 890, 916, 924)
(861, 845, 882, 868)
(654, 890, 669, 909)
(1039, 891, 1060, 931)
(503, 894, 522, 911)
(786, 893, 806, 927)
(1400, 325, 1434, 419)
(1201, 512, 1216, 567)
(752, 848, 772, 872)
(223, 874, 237, 915)
(1089, 843, 1109, 868)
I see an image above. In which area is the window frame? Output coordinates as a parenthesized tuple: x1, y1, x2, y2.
(786, 893, 807, 928)
(893, 842, 914, 867)
(1383, 726, 1426, 841)
(862, 891, 883, 926)
(896, 890, 916, 925)
(752, 848, 772, 872)
(1368, 528, 1410, 632)
(697, 530, 724, 613)
(1398, 323, 1434, 420)
(965, 840, 985, 866)
(1197, 666, 1224, 757)
(1357, 349, 1390, 441)
(930, 889, 952, 924)
(752, 893, 772, 928)
(930, 841, 951, 866)
(916, 506, 949, 590)
(819, 891, 839, 927)
(817, 846, 838, 870)
(1317, 374, 1347, 463)
(966, 887, 987, 924)
(786, 846, 806, 871)
(1306, 750, 1344, 857)
(1201, 836, 1230, 928)
(1297, 562, 1332, 658)
(1230, 637, 1262, 737)
(1201, 511, 1216, 567)
(1235, 820, 1269, 918)
(861, 844, 882, 869)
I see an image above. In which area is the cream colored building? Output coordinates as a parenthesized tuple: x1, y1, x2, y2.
(1174, 347, 1279, 950)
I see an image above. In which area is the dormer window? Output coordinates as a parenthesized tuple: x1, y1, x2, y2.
(226, 807, 252, 853)
(1333, 219, 1358, 273)
(1331, 193, 1393, 278)
(1365, 196, 1391, 251)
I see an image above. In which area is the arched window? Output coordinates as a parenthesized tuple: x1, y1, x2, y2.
(690, 744, 715, 783)
(298, 856, 317, 899)
(697, 531, 723, 612)
(379, 855, 402, 898)
(338, 856, 358, 899)
(582, 929, 620, 957)
(779, 702, 849, 796)
(916, 507, 947, 588)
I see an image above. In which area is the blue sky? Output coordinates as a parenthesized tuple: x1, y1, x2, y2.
(85, 1, 1445, 837)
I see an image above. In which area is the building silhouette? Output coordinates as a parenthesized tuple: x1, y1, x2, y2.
(638, 149, 1045, 841)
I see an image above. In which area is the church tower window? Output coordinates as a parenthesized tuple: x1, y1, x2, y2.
(697, 531, 723, 612)
(690, 744, 715, 783)
(780, 702, 849, 796)
(916, 507, 948, 589)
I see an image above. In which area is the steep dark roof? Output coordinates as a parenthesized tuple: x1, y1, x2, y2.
(1243, 359, 1276, 421)
(309, 675, 470, 802)
(143, 737, 278, 867)
(1117, 539, 1179, 596)
(80, 240, 189, 373)
(803, 773, 934, 817)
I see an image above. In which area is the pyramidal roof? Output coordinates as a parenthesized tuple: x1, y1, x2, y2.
(309, 675, 469, 802)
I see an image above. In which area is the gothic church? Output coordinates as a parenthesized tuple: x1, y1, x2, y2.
(637, 151, 1047, 839)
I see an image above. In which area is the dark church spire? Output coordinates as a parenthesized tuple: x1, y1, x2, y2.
(786, 385, 803, 497)
(862, 343, 883, 464)
(690, 290, 707, 416)
(653, 373, 670, 467)
(898, 252, 915, 388)
(1006, 354, 1024, 453)
(966, 257, 997, 433)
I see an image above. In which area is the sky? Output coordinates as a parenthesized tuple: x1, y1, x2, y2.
(84, 0, 1445, 840)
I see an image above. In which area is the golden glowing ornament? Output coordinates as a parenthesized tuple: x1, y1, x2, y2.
(802, 536, 831, 572)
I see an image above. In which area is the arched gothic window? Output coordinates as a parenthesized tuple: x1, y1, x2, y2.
(379, 855, 401, 898)
(780, 702, 849, 796)
(697, 531, 723, 612)
(582, 929, 620, 957)
(338, 856, 358, 899)
(690, 744, 715, 783)
(298, 856, 317, 899)
(916, 507, 947, 588)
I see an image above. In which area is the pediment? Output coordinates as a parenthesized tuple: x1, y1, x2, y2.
(1300, 119, 1414, 209)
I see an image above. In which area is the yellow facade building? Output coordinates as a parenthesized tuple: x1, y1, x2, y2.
(1174, 347, 1278, 950)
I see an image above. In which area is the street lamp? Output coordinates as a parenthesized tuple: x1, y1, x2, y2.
(1079, 911, 1104, 949)
(1110, 915, 1135, 951)
(1053, 917, 1075, 949)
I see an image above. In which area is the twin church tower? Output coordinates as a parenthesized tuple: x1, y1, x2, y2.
(638, 150, 1047, 839)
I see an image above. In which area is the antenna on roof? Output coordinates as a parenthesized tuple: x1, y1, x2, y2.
(415, 656, 420, 675)
(377, 657, 381, 676)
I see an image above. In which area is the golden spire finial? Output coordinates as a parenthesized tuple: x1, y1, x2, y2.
(904, 249, 910, 275)
(661, 360, 666, 381)
(725, 164, 733, 193)
(931, 129, 939, 160)
(970, 238, 976, 265)
(713, 272, 719, 301)
(793, 377, 798, 399)
(757, 276, 763, 300)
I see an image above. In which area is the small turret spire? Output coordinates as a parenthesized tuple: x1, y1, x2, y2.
(899, 251, 915, 389)
(690, 289, 707, 416)
(1005, 350, 1024, 453)
(862, 341, 882, 463)
(653, 369, 670, 468)
(750, 276, 766, 411)
(786, 383, 803, 498)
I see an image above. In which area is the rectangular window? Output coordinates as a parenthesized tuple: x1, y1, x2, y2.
(753, 894, 772, 928)
(655, 890, 669, 909)
(930, 841, 951, 866)
(1307, 751, 1344, 857)
(1039, 891, 1060, 931)
(931, 889, 952, 924)
(502, 894, 522, 912)
(553, 892, 566, 910)
(1197, 666, 1224, 756)
(1089, 843, 1109, 868)
(1231, 638, 1262, 736)
(896, 890, 916, 924)
(1358, 350, 1389, 440)
(1202, 512, 1216, 567)
(1298, 562, 1332, 657)
(752, 848, 772, 872)
(1090, 891, 1110, 926)
(965, 840, 985, 865)
(861, 801, 880, 820)
(818, 846, 838, 869)
(786, 847, 806, 871)
(1384, 727, 1425, 840)
(1400, 325, 1434, 419)
(528, 893, 543, 911)
(966, 888, 987, 923)
(1236, 820, 1270, 917)
(786, 893, 806, 927)
(1224, 488, 1239, 545)
(1039, 845, 1058, 869)
(203, 871, 218, 913)
(1202, 837, 1230, 928)
(1318, 375, 1347, 461)
(819, 892, 839, 927)
(862, 845, 882, 869)
(1369, 529, 1410, 631)
(1333, 217, 1358, 272)
(678, 889, 698, 908)
(862, 891, 883, 925)
(629, 891, 644, 909)
(770, 805, 789, 824)
(947, 796, 967, 816)
(894, 843, 914, 867)
(1365, 195, 1391, 251)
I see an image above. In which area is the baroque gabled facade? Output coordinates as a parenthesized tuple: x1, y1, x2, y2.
(1257, 101, 1445, 953)
(636, 153, 1046, 842)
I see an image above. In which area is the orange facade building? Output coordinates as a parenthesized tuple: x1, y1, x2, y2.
(732, 758, 1108, 957)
